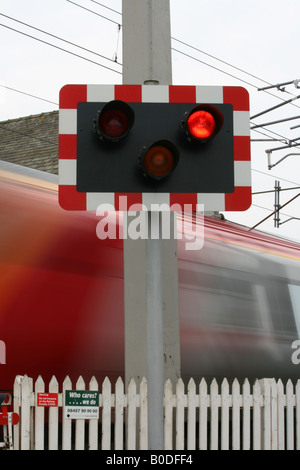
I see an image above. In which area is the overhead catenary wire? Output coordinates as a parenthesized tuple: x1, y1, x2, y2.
(251, 203, 299, 222)
(0, 13, 122, 66)
(89, 0, 122, 16)
(251, 115, 300, 130)
(252, 186, 300, 195)
(1, 2, 299, 231)
(0, 23, 122, 75)
(250, 124, 300, 153)
(0, 84, 58, 106)
(251, 94, 300, 120)
(249, 193, 300, 231)
(1, 5, 299, 152)
(252, 168, 300, 187)
(2, 9, 299, 153)
(81, 1, 300, 102)
(66, 0, 121, 26)
(65, 0, 300, 109)
(1, 7, 299, 141)
(171, 37, 273, 89)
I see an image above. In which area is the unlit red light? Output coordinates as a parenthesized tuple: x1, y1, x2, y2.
(99, 109, 130, 139)
(96, 100, 135, 141)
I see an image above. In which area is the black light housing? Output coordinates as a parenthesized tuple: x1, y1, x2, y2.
(77, 100, 234, 195)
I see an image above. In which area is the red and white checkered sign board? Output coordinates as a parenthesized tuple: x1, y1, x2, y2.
(58, 84, 251, 212)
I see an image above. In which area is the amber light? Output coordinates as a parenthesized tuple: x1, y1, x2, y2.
(140, 140, 179, 180)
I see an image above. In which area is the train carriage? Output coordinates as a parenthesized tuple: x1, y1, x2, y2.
(1, 160, 300, 391)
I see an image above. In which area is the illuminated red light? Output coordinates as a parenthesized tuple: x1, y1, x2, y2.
(184, 105, 224, 142)
(187, 110, 216, 140)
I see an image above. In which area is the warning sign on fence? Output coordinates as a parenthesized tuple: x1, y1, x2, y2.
(37, 393, 58, 407)
(64, 390, 99, 419)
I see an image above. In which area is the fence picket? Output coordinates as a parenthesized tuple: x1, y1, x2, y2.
(175, 378, 185, 450)
(164, 379, 173, 450)
(253, 379, 262, 450)
(242, 379, 251, 450)
(11, 375, 300, 451)
(13, 376, 23, 450)
(115, 377, 124, 450)
(286, 380, 294, 450)
(20, 375, 32, 450)
(62, 376, 72, 450)
(34, 376, 45, 450)
(277, 379, 285, 450)
(75, 376, 85, 450)
(139, 377, 148, 450)
(232, 378, 240, 450)
(127, 378, 137, 450)
(199, 378, 208, 450)
(88, 376, 99, 450)
(221, 379, 230, 450)
(270, 379, 278, 450)
(187, 378, 196, 450)
(101, 376, 111, 450)
(210, 379, 219, 450)
(49, 376, 59, 450)
(259, 379, 271, 450)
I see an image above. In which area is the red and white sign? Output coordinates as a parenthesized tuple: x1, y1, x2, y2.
(37, 393, 58, 407)
(58, 84, 251, 212)
(0, 412, 19, 426)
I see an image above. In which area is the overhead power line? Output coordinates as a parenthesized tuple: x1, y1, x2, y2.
(171, 37, 273, 89)
(0, 13, 122, 66)
(251, 126, 300, 147)
(172, 46, 300, 112)
(2, 4, 300, 159)
(0, 84, 58, 106)
(249, 193, 300, 231)
(0, 22, 121, 75)
(171, 46, 257, 89)
(89, 0, 122, 16)
(251, 203, 299, 222)
(66, 0, 121, 26)
(252, 168, 300, 187)
(64, 0, 300, 106)
(252, 186, 300, 195)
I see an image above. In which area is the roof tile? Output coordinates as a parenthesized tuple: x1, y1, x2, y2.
(0, 111, 58, 174)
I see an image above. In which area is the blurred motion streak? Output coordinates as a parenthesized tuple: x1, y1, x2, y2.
(0, 162, 300, 391)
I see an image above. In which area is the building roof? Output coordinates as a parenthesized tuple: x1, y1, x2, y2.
(0, 111, 58, 174)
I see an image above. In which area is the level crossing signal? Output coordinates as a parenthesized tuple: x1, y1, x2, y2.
(58, 85, 251, 212)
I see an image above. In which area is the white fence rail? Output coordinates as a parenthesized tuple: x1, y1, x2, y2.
(11, 375, 300, 450)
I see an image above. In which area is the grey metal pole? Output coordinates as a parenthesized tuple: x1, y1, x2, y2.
(122, 0, 179, 450)
(122, 0, 172, 85)
(145, 211, 164, 449)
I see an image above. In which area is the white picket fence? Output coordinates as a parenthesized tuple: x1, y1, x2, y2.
(10, 375, 300, 450)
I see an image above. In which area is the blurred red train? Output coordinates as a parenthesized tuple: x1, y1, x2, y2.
(1, 160, 300, 391)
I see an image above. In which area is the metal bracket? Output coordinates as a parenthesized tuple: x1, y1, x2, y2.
(267, 151, 300, 170)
